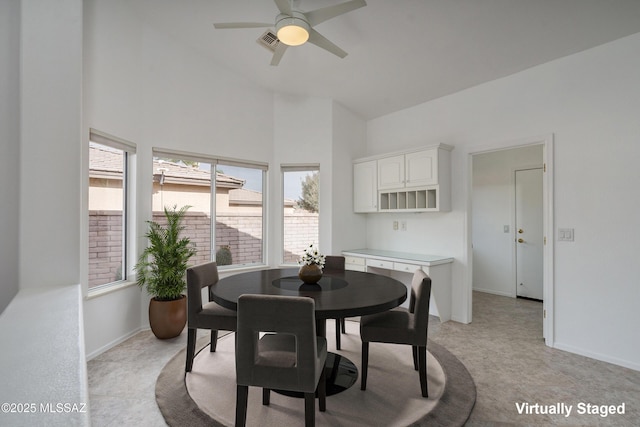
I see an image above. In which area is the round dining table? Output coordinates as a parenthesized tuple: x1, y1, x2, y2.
(211, 267, 407, 395)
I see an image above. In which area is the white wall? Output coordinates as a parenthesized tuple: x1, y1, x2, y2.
(20, 0, 83, 289)
(271, 94, 333, 262)
(82, 0, 368, 357)
(0, 0, 20, 314)
(270, 95, 367, 260)
(366, 33, 640, 370)
(331, 102, 368, 254)
(83, 0, 274, 357)
(1, 1, 89, 425)
(472, 145, 543, 296)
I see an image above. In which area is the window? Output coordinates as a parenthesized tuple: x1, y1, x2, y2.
(152, 150, 267, 269)
(88, 129, 135, 290)
(282, 166, 320, 264)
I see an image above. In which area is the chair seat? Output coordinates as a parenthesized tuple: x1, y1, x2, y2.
(201, 301, 237, 317)
(189, 301, 237, 330)
(257, 334, 327, 369)
(360, 307, 424, 346)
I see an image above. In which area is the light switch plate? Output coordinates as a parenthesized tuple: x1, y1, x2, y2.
(504, 225, 510, 233)
(558, 228, 574, 241)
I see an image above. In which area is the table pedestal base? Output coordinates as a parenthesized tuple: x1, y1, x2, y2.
(274, 352, 358, 398)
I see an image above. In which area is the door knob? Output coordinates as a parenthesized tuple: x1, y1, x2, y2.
(518, 238, 524, 243)
(518, 229, 524, 234)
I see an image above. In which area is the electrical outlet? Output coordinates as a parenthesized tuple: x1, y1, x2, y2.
(504, 225, 510, 233)
(393, 221, 398, 231)
(401, 220, 407, 231)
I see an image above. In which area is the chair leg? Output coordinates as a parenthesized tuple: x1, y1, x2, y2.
(418, 346, 428, 398)
(335, 319, 341, 350)
(262, 388, 270, 405)
(412, 345, 418, 370)
(318, 365, 326, 412)
(185, 328, 196, 372)
(235, 385, 249, 427)
(304, 392, 315, 427)
(210, 330, 219, 352)
(360, 341, 369, 390)
(341, 318, 346, 334)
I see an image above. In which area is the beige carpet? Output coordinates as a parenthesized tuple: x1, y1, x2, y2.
(156, 320, 475, 426)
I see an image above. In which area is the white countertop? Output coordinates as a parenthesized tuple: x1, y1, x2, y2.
(342, 249, 454, 266)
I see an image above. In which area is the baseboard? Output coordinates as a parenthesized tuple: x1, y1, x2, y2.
(472, 288, 514, 298)
(553, 341, 640, 372)
(85, 327, 145, 361)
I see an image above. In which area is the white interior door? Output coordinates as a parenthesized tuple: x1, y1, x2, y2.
(515, 168, 543, 300)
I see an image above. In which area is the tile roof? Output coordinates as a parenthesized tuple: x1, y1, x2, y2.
(89, 143, 243, 188)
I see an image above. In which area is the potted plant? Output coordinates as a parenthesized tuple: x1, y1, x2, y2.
(135, 205, 196, 339)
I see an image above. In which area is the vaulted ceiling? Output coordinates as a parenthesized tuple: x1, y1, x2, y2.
(128, 0, 640, 120)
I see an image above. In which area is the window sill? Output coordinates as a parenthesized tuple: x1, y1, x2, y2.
(217, 264, 272, 278)
(86, 280, 138, 300)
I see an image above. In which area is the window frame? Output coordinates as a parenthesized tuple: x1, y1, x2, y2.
(87, 129, 137, 295)
(152, 148, 269, 270)
(281, 164, 320, 266)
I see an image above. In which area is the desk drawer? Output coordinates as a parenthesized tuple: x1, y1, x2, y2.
(393, 262, 423, 274)
(345, 256, 365, 266)
(366, 258, 394, 269)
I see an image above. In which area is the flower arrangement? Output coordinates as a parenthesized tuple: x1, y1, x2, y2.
(299, 244, 326, 268)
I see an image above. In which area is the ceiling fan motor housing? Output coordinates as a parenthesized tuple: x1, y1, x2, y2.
(275, 12, 310, 46)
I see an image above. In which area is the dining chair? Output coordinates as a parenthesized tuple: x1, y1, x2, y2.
(359, 269, 432, 397)
(323, 255, 347, 350)
(185, 261, 237, 372)
(235, 294, 327, 427)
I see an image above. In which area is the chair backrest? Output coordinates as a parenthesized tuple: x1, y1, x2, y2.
(186, 261, 219, 316)
(323, 255, 345, 273)
(409, 269, 432, 336)
(236, 294, 318, 391)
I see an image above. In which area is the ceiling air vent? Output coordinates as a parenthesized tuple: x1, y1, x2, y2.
(257, 30, 280, 52)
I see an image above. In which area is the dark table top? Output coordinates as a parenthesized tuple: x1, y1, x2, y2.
(211, 268, 407, 319)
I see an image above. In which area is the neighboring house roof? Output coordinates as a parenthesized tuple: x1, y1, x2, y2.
(88, 143, 243, 189)
(89, 142, 125, 179)
(89, 144, 296, 206)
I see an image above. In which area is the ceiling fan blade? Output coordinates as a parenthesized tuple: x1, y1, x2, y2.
(273, 0, 293, 15)
(306, 0, 367, 26)
(213, 22, 272, 29)
(270, 43, 288, 66)
(308, 28, 347, 58)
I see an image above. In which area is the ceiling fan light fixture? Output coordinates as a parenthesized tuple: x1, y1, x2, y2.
(276, 14, 310, 46)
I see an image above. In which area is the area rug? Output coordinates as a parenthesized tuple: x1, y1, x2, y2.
(156, 321, 475, 426)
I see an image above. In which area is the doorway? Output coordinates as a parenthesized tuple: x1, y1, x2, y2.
(468, 136, 554, 345)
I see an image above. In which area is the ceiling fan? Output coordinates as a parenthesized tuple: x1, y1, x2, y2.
(213, 0, 367, 66)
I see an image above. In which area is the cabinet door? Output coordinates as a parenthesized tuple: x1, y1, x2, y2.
(405, 149, 438, 187)
(377, 155, 405, 190)
(353, 161, 378, 212)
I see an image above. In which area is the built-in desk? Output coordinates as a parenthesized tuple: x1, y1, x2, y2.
(342, 249, 454, 322)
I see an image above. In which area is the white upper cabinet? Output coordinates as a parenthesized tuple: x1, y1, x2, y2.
(354, 144, 453, 213)
(405, 149, 437, 187)
(377, 148, 440, 189)
(353, 160, 378, 213)
(377, 155, 405, 190)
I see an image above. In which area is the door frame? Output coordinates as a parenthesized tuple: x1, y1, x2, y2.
(465, 134, 555, 346)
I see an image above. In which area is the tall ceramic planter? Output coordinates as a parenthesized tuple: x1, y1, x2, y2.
(149, 295, 187, 339)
